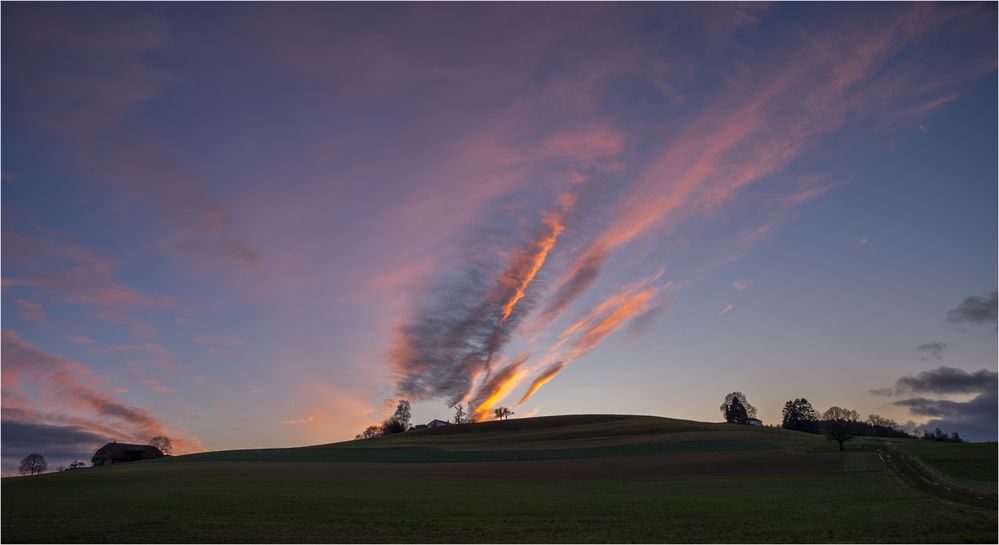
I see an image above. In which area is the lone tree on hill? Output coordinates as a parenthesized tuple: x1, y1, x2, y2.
(781, 398, 818, 432)
(822, 417, 855, 451)
(19, 453, 47, 476)
(720, 391, 757, 424)
(149, 435, 173, 454)
(494, 407, 514, 420)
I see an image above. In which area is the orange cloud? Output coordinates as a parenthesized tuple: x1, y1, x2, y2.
(518, 361, 565, 405)
(470, 355, 529, 420)
(497, 213, 567, 324)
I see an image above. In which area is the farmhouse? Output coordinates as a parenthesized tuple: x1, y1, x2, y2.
(426, 419, 449, 428)
(92, 441, 165, 466)
(745, 418, 763, 426)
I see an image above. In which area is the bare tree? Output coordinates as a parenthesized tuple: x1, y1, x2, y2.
(149, 435, 173, 454)
(494, 407, 514, 420)
(453, 404, 467, 424)
(824, 419, 854, 451)
(822, 406, 859, 422)
(68, 461, 87, 470)
(19, 453, 47, 476)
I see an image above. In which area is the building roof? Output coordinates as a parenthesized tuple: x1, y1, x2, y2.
(93, 442, 164, 460)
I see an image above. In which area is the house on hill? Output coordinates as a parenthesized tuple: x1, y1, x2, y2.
(92, 441, 165, 466)
(745, 418, 763, 426)
(426, 419, 449, 428)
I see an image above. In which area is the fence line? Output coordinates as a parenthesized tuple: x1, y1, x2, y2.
(884, 443, 997, 495)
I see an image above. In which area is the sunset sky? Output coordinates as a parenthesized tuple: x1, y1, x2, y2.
(2, 2, 997, 472)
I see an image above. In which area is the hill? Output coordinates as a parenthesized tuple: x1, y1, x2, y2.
(2, 414, 996, 543)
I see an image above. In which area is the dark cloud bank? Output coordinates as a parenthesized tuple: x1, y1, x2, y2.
(1, 419, 105, 471)
(946, 291, 997, 325)
(874, 366, 997, 441)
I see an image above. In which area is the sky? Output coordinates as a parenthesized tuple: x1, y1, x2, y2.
(2, 2, 997, 473)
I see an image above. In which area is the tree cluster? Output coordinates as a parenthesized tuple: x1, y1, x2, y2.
(355, 400, 413, 440)
(720, 391, 757, 424)
(921, 427, 964, 443)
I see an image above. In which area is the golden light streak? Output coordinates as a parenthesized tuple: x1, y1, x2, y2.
(518, 361, 565, 404)
(498, 214, 566, 324)
(473, 369, 525, 420)
(469, 355, 530, 420)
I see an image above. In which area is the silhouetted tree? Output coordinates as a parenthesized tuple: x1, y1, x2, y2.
(820, 408, 856, 451)
(720, 392, 757, 424)
(494, 407, 514, 420)
(393, 400, 412, 430)
(68, 461, 86, 470)
(355, 425, 383, 440)
(149, 435, 173, 454)
(781, 398, 818, 432)
(19, 453, 47, 476)
(821, 406, 859, 422)
(453, 404, 467, 424)
(860, 414, 910, 438)
(921, 427, 964, 442)
(56, 465, 66, 472)
(865, 414, 896, 429)
(824, 421, 854, 451)
(381, 418, 406, 435)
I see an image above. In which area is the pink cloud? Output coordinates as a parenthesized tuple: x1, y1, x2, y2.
(716, 304, 734, 317)
(2, 330, 202, 453)
(15, 299, 46, 323)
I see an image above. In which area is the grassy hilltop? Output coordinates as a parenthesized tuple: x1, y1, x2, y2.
(2, 414, 996, 543)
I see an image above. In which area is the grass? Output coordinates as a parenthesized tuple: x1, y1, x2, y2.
(884, 439, 997, 482)
(2, 415, 996, 543)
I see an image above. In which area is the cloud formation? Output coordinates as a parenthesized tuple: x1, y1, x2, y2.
(946, 292, 997, 325)
(1, 331, 202, 471)
(873, 366, 997, 441)
(15, 300, 46, 323)
(875, 366, 997, 396)
(915, 342, 947, 361)
(392, 202, 575, 408)
(895, 391, 997, 441)
(730, 279, 751, 291)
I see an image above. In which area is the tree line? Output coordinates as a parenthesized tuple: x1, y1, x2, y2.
(721, 391, 966, 451)
(355, 400, 515, 439)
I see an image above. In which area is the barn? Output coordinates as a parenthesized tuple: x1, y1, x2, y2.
(426, 419, 449, 428)
(91, 442, 165, 466)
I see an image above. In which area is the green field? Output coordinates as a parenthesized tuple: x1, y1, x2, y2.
(3, 415, 996, 543)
